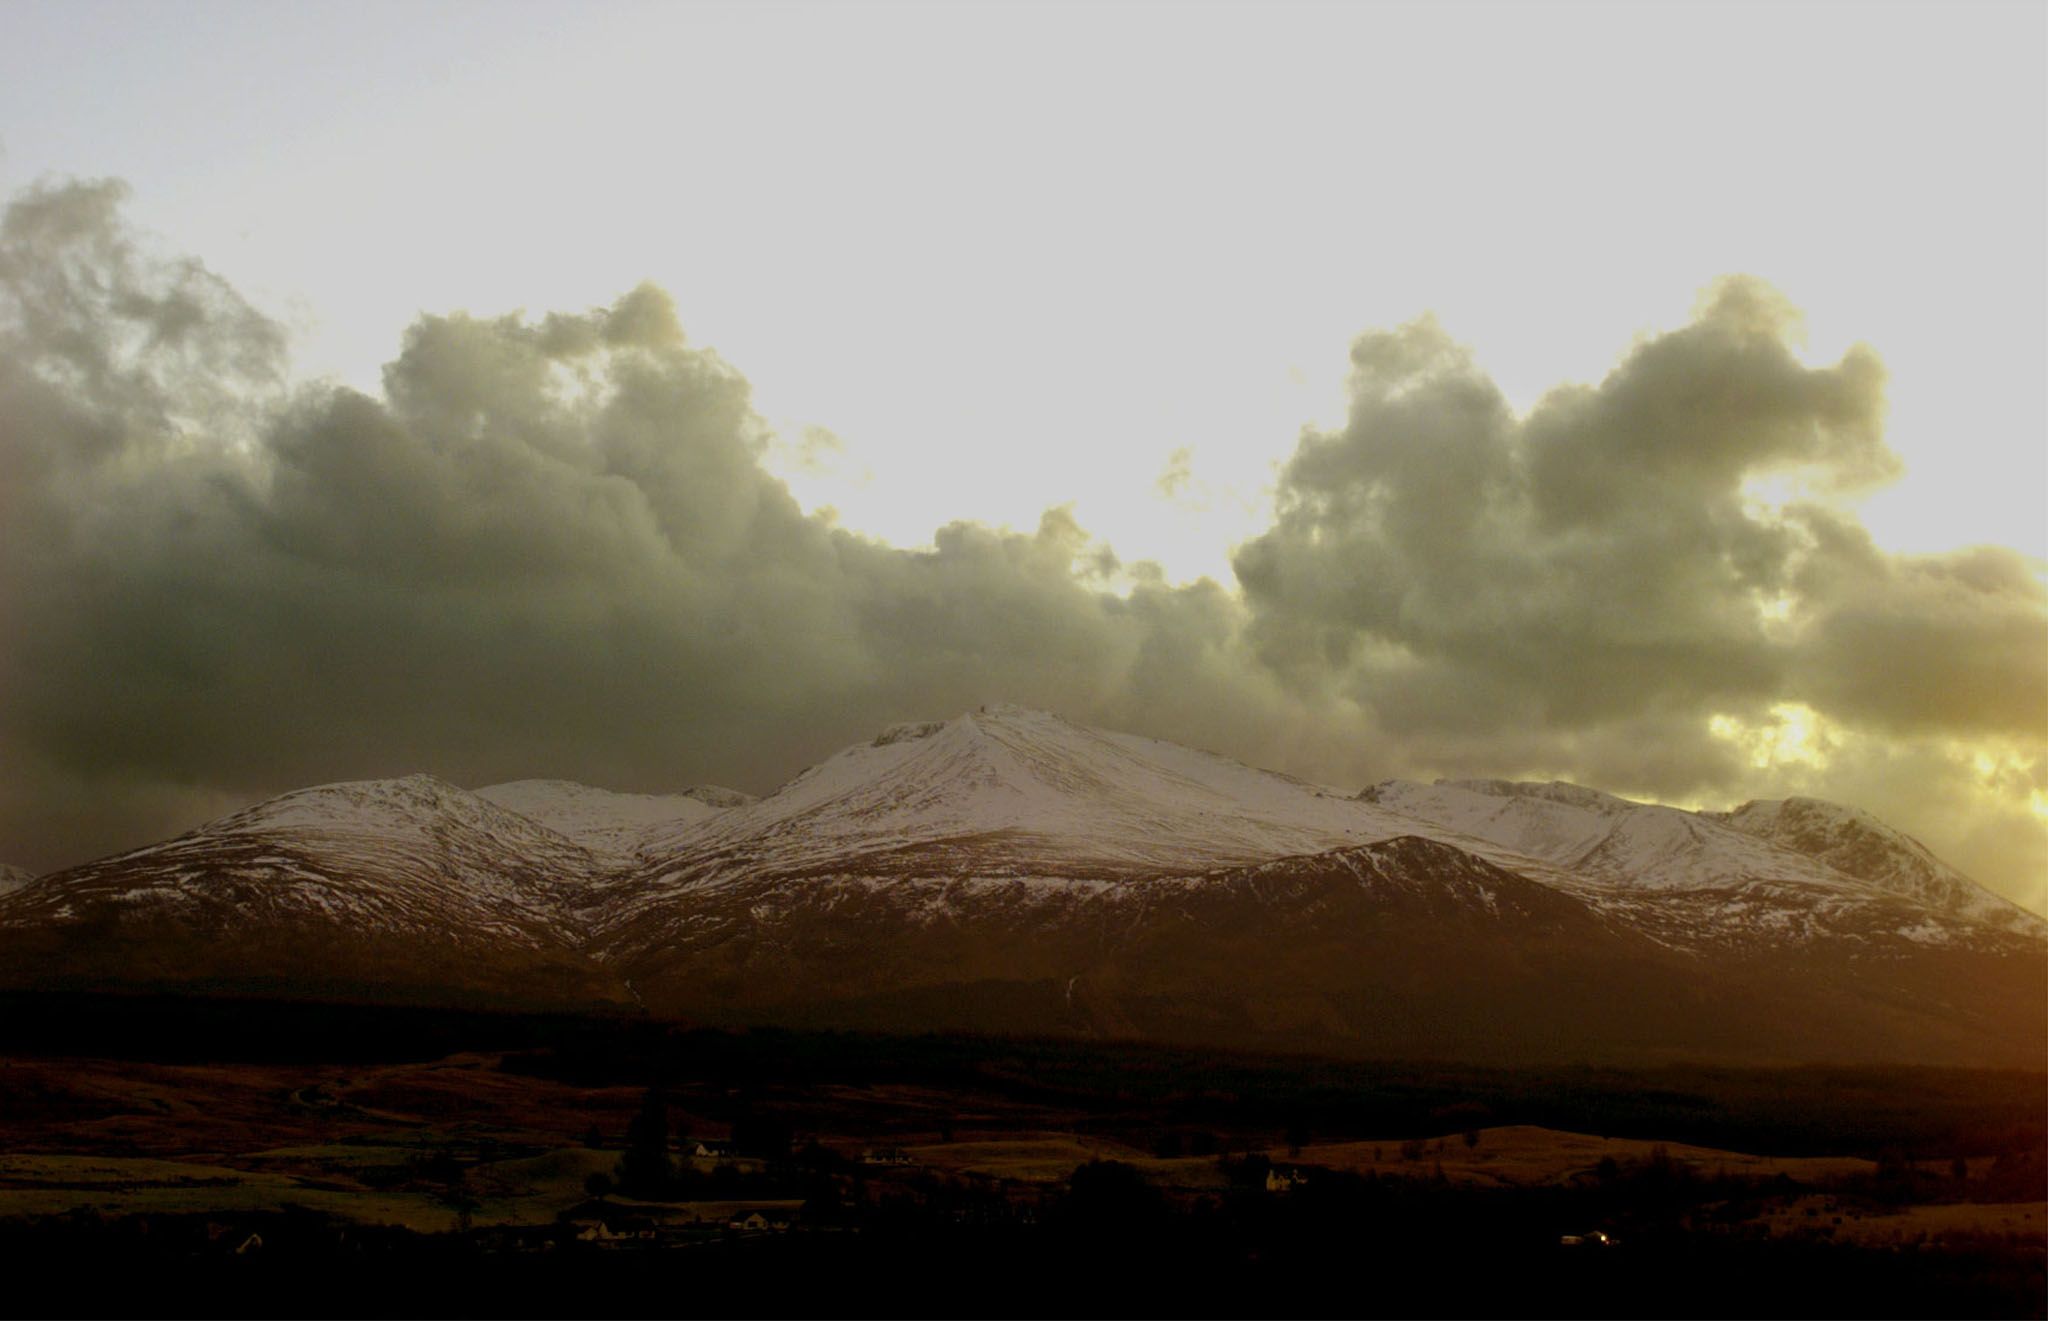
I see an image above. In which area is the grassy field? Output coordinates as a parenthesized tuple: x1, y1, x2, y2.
(0, 1000, 2039, 1316)
(3, 1040, 2039, 1208)
(1280, 1125, 1878, 1187)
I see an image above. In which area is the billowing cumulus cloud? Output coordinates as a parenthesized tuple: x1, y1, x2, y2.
(0, 178, 1324, 870)
(1233, 281, 2046, 847)
(1, 179, 2042, 913)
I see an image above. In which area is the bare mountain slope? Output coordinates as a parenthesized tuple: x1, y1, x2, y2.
(606, 834, 1682, 1057)
(604, 832, 2044, 1066)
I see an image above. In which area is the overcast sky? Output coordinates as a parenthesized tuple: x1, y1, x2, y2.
(1, 0, 2043, 911)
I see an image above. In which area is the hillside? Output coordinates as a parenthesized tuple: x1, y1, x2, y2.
(1, 708, 2039, 1065)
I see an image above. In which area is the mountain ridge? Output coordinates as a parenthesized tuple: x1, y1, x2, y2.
(0, 707, 2039, 1066)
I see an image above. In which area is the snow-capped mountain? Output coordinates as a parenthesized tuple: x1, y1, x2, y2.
(603, 711, 2039, 957)
(0, 775, 627, 1006)
(0, 708, 2040, 1065)
(1356, 777, 2046, 952)
(1710, 795, 2033, 929)
(634, 705, 1408, 874)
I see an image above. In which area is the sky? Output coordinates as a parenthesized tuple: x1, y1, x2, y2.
(0, 0, 2044, 911)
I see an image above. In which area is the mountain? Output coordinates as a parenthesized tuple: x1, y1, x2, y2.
(599, 831, 1711, 1062)
(1, 709, 2041, 1065)
(591, 712, 2043, 1063)
(474, 779, 754, 855)
(1709, 795, 2034, 929)
(0, 776, 627, 1008)
(632, 705, 1412, 876)
(0, 864, 32, 899)
(1357, 777, 2046, 951)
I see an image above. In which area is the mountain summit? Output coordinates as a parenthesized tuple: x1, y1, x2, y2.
(633, 704, 1413, 880)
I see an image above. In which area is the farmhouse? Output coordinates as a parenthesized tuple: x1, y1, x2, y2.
(569, 1215, 657, 1244)
(1265, 1166, 1309, 1193)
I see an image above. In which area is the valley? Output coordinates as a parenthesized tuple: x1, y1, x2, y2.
(0, 1004, 2040, 1316)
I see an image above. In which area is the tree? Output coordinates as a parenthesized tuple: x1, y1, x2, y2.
(440, 1187, 480, 1232)
(617, 1087, 675, 1197)
(1220, 1152, 1272, 1188)
(1059, 1160, 1165, 1232)
(799, 1173, 846, 1227)
(732, 1110, 793, 1161)
(796, 1140, 841, 1172)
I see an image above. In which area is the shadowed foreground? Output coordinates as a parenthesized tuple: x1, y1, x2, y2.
(0, 997, 2041, 1318)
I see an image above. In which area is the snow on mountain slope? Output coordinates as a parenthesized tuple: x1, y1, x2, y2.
(475, 779, 751, 854)
(1358, 779, 1832, 889)
(1356, 777, 2046, 950)
(601, 834, 1664, 1032)
(1709, 797, 2039, 932)
(1, 709, 2039, 1059)
(628, 704, 1415, 887)
(0, 864, 33, 899)
(0, 775, 606, 952)
(0, 774, 630, 1006)
(600, 830, 2044, 1066)
(599, 708, 2042, 961)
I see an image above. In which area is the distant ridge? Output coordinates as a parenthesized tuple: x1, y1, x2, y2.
(1, 709, 2040, 1066)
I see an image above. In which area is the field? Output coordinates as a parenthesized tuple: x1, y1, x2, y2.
(0, 995, 2041, 1317)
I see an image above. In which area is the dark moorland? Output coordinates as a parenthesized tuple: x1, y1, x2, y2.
(1, 994, 2042, 1318)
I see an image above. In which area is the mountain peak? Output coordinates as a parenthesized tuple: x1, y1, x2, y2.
(4, 709, 2041, 1065)
(210, 773, 479, 834)
(635, 706, 1408, 879)
(871, 720, 950, 748)
(1712, 795, 2038, 930)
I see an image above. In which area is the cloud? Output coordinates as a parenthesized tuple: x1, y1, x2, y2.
(1156, 446, 1194, 501)
(0, 180, 2041, 914)
(1233, 277, 2044, 767)
(0, 179, 1314, 871)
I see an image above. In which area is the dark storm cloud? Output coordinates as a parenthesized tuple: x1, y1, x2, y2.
(0, 179, 2041, 908)
(0, 179, 1311, 869)
(1788, 517, 2048, 737)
